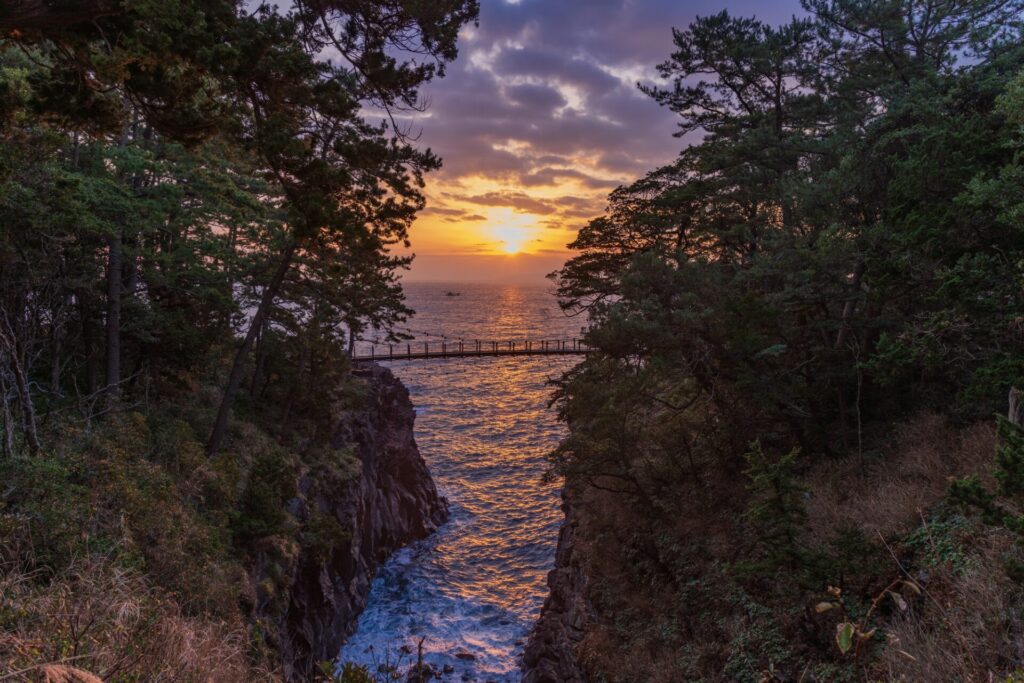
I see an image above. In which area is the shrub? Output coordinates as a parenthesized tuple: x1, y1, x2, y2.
(232, 449, 298, 547)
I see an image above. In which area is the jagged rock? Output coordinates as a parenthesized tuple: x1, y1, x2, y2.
(521, 491, 591, 683)
(405, 662, 437, 682)
(256, 364, 448, 681)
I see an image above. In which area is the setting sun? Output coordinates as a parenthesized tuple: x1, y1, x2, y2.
(491, 222, 532, 256)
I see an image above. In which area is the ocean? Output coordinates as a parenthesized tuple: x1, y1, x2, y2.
(338, 281, 585, 681)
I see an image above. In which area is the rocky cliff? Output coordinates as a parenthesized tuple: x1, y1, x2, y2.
(521, 491, 591, 683)
(259, 364, 447, 681)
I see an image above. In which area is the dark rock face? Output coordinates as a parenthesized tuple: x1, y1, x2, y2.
(262, 364, 447, 681)
(522, 493, 591, 683)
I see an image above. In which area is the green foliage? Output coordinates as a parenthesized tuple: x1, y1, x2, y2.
(0, 411, 243, 612)
(996, 415, 1024, 498)
(0, 0, 479, 457)
(951, 417, 1024, 579)
(721, 594, 795, 683)
(903, 512, 976, 574)
(952, 417, 1024, 521)
(811, 526, 890, 590)
(320, 662, 378, 683)
(806, 663, 857, 683)
(548, 2, 1024, 680)
(233, 449, 298, 547)
(0, 0, 480, 677)
(302, 512, 352, 561)
(742, 444, 809, 572)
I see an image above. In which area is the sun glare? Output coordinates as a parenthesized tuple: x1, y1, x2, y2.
(491, 223, 532, 258)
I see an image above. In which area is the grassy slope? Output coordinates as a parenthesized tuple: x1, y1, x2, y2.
(0, 373, 367, 682)
(567, 414, 1024, 682)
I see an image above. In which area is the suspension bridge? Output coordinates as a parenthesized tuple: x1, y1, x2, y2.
(351, 338, 592, 362)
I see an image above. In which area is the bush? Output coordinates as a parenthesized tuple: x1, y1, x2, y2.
(232, 449, 298, 547)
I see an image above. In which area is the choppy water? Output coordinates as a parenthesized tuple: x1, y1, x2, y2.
(339, 282, 585, 682)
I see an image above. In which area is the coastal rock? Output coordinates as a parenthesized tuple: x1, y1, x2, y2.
(258, 364, 448, 681)
(521, 492, 592, 683)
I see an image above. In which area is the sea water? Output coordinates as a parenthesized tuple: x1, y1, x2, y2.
(338, 282, 585, 682)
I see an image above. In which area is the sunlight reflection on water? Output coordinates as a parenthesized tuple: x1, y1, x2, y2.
(338, 282, 584, 682)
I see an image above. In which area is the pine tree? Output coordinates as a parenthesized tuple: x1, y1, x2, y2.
(743, 443, 809, 570)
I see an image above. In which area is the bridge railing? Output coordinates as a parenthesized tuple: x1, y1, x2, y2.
(352, 338, 592, 361)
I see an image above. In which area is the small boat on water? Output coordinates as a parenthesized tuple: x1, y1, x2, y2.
(445, 291, 461, 297)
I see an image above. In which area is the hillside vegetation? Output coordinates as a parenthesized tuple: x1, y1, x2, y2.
(0, 2, 477, 680)
(550, 1, 1024, 680)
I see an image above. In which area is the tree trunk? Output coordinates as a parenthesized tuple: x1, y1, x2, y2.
(0, 371, 14, 458)
(283, 335, 312, 424)
(1010, 387, 1023, 427)
(834, 261, 866, 350)
(104, 230, 123, 402)
(50, 321, 62, 395)
(0, 322, 40, 455)
(250, 321, 267, 398)
(11, 354, 40, 454)
(78, 292, 99, 395)
(206, 242, 297, 456)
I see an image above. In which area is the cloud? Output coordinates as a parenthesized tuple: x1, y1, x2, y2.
(401, 0, 804, 266)
(458, 191, 560, 215)
(519, 167, 620, 190)
(422, 205, 490, 223)
(504, 82, 567, 112)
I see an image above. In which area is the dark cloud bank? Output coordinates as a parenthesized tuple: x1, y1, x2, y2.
(409, 0, 803, 216)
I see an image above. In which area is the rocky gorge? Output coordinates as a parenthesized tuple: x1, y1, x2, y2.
(521, 491, 591, 683)
(247, 359, 591, 682)
(257, 364, 448, 680)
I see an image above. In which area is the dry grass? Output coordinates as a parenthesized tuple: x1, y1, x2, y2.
(564, 414, 1021, 681)
(0, 558, 280, 683)
(875, 527, 1024, 682)
(37, 666, 104, 683)
(807, 414, 996, 539)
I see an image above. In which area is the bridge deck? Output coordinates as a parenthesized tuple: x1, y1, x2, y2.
(352, 339, 591, 362)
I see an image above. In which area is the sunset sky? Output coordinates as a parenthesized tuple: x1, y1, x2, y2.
(397, 0, 803, 284)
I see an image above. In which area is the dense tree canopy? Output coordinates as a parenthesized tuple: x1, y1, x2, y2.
(0, 5, 477, 671)
(556, 0, 1024, 479)
(548, 2, 1024, 679)
(0, 0, 478, 454)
